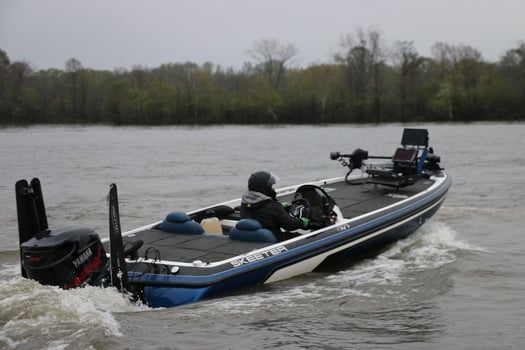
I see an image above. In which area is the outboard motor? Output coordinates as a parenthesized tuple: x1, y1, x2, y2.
(21, 226, 108, 288)
(16, 178, 108, 289)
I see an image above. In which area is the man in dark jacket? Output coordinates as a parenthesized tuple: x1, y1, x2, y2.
(240, 171, 310, 241)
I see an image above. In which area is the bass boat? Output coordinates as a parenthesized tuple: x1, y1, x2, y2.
(16, 128, 451, 308)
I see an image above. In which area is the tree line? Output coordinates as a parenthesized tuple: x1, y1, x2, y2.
(1, 30, 524, 125)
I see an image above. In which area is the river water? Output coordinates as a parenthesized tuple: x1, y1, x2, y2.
(0, 123, 523, 349)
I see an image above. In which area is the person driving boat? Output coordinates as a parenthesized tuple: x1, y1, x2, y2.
(240, 171, 310, 241)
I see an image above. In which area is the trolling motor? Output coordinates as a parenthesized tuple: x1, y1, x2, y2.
(331, 129, 444, 188)
(330, 148, 388, 184)
(330, 149, 370, 171)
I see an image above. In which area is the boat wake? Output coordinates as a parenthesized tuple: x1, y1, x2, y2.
(186, 221, 483, 315)
(328, 221, 484, 285)
(0, 221, 479, 348)
(0, 276, 148, 349)
(1, 220, 481, 327)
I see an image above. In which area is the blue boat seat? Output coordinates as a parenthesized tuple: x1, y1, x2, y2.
(229, 219, 277, 243)
(160, 211, 205, 234)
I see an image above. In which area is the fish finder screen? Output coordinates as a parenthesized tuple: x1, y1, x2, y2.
(392, 148, 417, 162)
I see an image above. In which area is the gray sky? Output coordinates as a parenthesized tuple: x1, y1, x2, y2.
(1, 0, 524, 71)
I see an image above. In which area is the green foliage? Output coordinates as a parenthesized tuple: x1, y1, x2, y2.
(1, 42, 524, 125)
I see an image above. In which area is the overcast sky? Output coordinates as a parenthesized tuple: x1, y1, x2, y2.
(1, 0, 524, 71)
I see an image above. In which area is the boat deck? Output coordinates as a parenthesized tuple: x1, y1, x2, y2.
(116, 178, 435, 264)
(324, 178, 431, 217)
(122, 227, 270, 264)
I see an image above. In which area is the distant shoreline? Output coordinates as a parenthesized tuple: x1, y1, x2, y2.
(2, 42, 524, 125)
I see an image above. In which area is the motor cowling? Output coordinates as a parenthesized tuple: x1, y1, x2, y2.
(20, 226, 108, 289)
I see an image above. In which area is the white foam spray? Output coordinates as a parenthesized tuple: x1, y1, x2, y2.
(0, 277, 149, 349)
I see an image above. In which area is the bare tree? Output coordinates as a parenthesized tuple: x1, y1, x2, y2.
(335, 27, 387, 122)
(431, 42, 482, 76)
(65, 58, 86, 120)
(65, 58, 83, 73)
(0, 49, 10, 108)
(431, 42, 484, 119)
(499, 42, 525, 103)
(500, 42, 525, 88)
(392, 41, 422, 121)
(249, 38, 298, 90)
(368, 29, 387, 122)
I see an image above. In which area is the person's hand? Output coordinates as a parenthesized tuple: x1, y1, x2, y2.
(301, 217, 310, 228)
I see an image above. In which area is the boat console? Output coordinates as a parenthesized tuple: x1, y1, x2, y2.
(290, 185, 337, 228)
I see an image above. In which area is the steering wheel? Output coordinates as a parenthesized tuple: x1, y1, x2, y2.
(289, 198, 311, 219)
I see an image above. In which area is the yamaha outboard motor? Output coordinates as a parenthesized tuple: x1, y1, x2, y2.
(16, 178, 108, 288)
(20, 226, 108, 288)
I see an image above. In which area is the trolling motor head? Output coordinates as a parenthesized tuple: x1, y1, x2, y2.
(330, 148, 369, 170)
